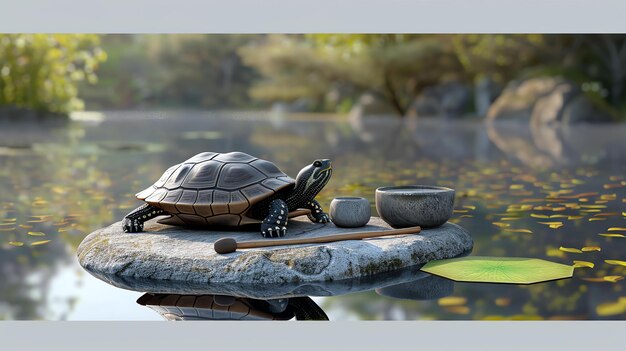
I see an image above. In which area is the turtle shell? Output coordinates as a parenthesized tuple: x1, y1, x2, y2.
(135, 152, 295, 227)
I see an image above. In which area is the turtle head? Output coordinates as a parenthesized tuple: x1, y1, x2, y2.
(294, 159, 332, 199)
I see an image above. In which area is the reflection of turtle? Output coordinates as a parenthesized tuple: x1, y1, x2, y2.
(136, 293, 329, 321)
(123, 151, 332, 237)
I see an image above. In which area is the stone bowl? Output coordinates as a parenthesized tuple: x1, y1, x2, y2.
(329, 197, 371, 228)
(375, 185, 455, 228)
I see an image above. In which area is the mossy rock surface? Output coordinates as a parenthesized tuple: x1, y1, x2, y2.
(77, 217, 473, 291)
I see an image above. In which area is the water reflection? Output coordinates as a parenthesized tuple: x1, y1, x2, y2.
(1, 111, 625, 320)
(137, 293, 328, 321)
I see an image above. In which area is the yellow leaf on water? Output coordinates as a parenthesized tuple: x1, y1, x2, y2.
(500, 217, 521, 221)
(538, 221, 563, 229)
(459, 215, 473, 218)
(581, 205, 608, 209)
(601, 194, 617, 200)
(30, 240, 51, 246)
(495, 298, 511, 307)
(8, 241, 24, 246)
(438, 296, 467, 306)
(509, 184, 524, 190)
(504, 228, 533, 234)
(463, 205, 476, 210)
(443, 305, 470, 314)
(594, 213, 620, 217)
(0, 227, 15, 231)
(546, 248, 566, 258)
(605, 260, 626, 267)
(604, 276, 624, 283)
(573, 261, 595, 268)
(531, 213, 549, 219)
(549, 215, 569, 218)
(559, 246, 583, 253)
(581, 246, 601, 252)
(19, 224, 33, 229)
(608, 227, 626, 231)
(589, 218, 606, 221)
(596, 298, 626, 316)
(27, 231, 46, 237)
(567, 216, 584, 220)
(453, 210, 469, 213)
(599, 233, 626, 238)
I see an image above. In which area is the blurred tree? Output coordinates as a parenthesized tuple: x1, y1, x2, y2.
(79, 35, 260, 110)
(239, 34, 464, 116)
(0, 34, 106, 115)
(579, 34, 626, 105)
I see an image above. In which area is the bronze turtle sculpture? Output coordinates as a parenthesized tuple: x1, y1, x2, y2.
(122, 151, 332, 237)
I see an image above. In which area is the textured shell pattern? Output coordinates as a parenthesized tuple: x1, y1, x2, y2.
(135, 152, 295, 227)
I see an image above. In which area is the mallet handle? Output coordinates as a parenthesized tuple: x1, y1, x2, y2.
(237, 225, 422, 250)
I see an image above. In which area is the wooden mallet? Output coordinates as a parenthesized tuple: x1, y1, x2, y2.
(213, 225, 422, 254)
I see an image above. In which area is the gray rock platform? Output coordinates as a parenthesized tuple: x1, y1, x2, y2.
(77, 216, 473, 294)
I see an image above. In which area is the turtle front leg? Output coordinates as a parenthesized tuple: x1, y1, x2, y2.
(304, 199, 331, 224)
(123, 204, 166, 233)
(261, 199, 289, 238)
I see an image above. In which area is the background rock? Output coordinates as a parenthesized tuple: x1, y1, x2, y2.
(487, 77, 614, 124)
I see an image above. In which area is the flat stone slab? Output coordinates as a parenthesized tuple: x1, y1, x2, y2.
(77, 216, 473, 292)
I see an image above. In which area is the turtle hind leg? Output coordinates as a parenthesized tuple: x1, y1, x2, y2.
(122, 204, 166, 232)
(261, 199, 289, 238)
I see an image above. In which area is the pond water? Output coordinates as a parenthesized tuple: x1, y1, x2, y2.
(0, 110, 625, 320)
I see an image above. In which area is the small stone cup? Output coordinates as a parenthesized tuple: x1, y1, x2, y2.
(329, 197, 371, 228)
(375, 185, 455, 228)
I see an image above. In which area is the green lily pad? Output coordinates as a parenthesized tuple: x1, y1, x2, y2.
(421, 256, 574, 284)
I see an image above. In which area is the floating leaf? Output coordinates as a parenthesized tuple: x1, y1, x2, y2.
(581, 246, 601, 252)
(589, 218, 606, 221)
(19, 224, 33, 229)
(573, 261, 594, 268)
(538, 221, 563, 229)
(495, 298, 511, 307)
(438, 297, 467, 306)
(443, 306, 470, 314)
(492, 222, 510, 228)
(567, 216, 583, 220)
(608, 227, 626, 231)
(0, 227, 15, 231)
(27, 231, 46, 237)
(453, 210, 469, 213)
(599, 233, 626, 238)
(503, 228, 533, 234)
(30, 240, 51, 246)
(500, 217, 521, 221)
(549, 215, 569, 218)
(605, 260, 626, 267)
(604, 276, 624, 283)
(559, 246, 582, 254)
(463, 205, 476, 210)
(421, 256, 574, 284)
(8, 241, 24, 246)
(596, 298, 626, 316)
(530, 213, 549, 219)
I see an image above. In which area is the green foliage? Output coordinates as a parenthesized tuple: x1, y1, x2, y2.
(239, 34, 464, 115)
(0, 34, 106, 115)
(79, 34, 260, 109)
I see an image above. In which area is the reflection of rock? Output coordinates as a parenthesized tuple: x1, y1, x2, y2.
(487, 77, 613, 124)
(375, 273, 454, 300)
(137, 293, 328, 320)
(406, 81, 471, 118)
(78, 216, 473, 288)
(486, 121, 564, 168)
(81, 261, 432, 299)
